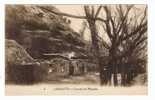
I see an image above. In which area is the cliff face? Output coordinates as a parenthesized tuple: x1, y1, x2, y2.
(5, 5, 96, 83)
(5, 5, 86, 59)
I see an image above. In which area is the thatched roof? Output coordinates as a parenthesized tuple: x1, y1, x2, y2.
(5, 39, 34, 65)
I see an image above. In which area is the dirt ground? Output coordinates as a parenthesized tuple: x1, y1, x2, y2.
(5, 74, 147, 95)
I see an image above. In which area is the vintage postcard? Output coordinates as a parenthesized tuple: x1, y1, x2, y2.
(5, 4, 147, 95)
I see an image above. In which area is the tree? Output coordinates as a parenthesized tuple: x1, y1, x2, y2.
(100, 5, 147, 86)
(39, 5, 107, 85)
(38, 5, 147, 86)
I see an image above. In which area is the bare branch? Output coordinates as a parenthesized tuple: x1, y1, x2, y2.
(122, 22, 147, 41)
(91, 6, 95, 17)
(98, 35, 110, 49)
(110, 17, 116, 36)
(135, 37, 147, 47)
(116, 5, 133, 36)
(103, 6, 113, 40)
(40, 6, 87, 19)
(95, 5, 102, 18)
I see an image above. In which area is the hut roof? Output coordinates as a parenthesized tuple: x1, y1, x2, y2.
(5, 39, 34, 65)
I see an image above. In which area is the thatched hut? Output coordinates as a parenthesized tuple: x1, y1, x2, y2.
(5, 39, 45, 84)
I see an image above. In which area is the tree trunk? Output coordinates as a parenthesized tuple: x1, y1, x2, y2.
(121, 72, 126, 86)
(87, 19, 106, 85)
(109, 47, 119, 86)
(113, 62, 118, 86)
(69, 61, 74, 76)
(120, 63, 126, 86)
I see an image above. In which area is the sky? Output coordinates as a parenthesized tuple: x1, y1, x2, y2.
(54, 5, 110, 41)
(54, 5, 146, 41)
(55, 5, 85, 32)
(55, 5, 91, 41)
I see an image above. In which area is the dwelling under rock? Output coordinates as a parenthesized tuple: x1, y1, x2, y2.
(41, 53, 98, 80)
(5, 5, 108, 84)
(5, 39, 96, 84)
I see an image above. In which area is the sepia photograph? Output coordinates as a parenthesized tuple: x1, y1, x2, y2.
(5, 4, 147, 95)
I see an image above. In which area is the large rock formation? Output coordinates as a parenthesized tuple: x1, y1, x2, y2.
(5, 5, 90, 84)
(5, 5, 86, 59)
